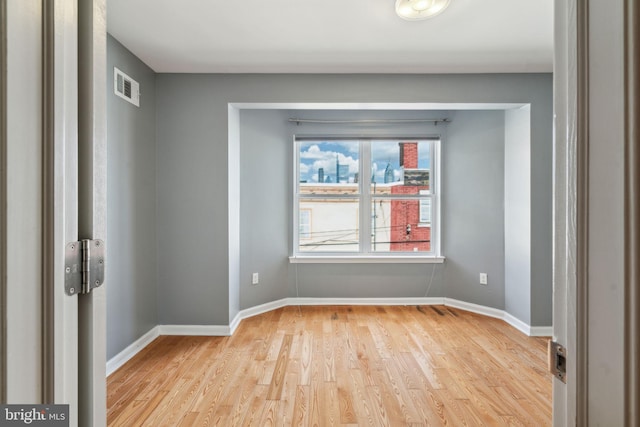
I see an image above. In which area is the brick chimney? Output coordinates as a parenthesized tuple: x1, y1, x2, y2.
(399, 142, 418, 168)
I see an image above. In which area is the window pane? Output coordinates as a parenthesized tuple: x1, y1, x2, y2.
(371, 140, 430, 195)
(371, 198, 431, 253)
(299, 141, 360, 195)
(419, 198, 431, 224)
(298, 199, 359, 252)
(299, 209, 311, 239)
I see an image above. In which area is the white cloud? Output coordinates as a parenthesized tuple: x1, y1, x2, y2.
(371, 141, 400, 163)
(301, 145, 357, 173)
(312, 153, 358, 177)
(300, 144, 325, 160)
(333, 141, 359, 154)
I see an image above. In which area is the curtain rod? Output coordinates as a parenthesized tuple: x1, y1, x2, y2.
(288, 118, 451, 125)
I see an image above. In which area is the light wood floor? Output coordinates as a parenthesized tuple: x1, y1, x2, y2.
(107, 305, 551, 426)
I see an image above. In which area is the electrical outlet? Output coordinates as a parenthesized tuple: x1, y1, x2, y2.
(252, 273, 259, 285)
(479, 273, 488, 285)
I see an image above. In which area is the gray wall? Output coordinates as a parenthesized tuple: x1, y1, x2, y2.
(238, 109, 508, 310)
(442, 110, 506, 309)
(155, 74, 553, 326)
(106, 35, 158, 359)
(504, 107, 532, 324)
(530, 99, 554, 327)
(239, 109, 453, 306)
(239, 110, 291, 308)
(155, 78, 231, 325)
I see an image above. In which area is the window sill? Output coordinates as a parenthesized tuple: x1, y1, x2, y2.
(289, 255, 446, 264)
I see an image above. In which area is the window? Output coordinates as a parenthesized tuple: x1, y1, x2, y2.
(294, 138, 439, 256)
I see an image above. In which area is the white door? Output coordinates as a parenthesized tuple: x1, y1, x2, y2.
(1, 1, 107, 426)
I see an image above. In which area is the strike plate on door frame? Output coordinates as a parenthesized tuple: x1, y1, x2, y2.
(549, 340, 567, 383)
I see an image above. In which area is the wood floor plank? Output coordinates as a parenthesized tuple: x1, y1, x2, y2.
(291, 385, 309, 427)
(347, 369, 379, 426)
(298, 330, 313, 386)
(366, 384, 397, 426)
(382, 360, 425, 424)
(176, 412, 198, 427)
(307, 375, 324, 427)
(107, 305, 552, 426)
(323, 382, 340, 426)
(408, 387, 452, 425)
(239, 385, 269, 427)
(266, 334, 293, 400)
(275, 372, 299, 425)
(322, 333, 336, 383)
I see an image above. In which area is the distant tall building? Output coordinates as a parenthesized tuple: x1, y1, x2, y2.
(337, 165, 349, 183)
(384, 162, 394, 183)
(318, 168, 324, 184)
(336, 156, 349, 183)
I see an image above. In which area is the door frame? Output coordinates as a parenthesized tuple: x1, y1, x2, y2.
(1, 1, 106, 426)
(77, 0, 107, 425)
(554, 0, 640, 425)
(623, 0, 640, 423)
(0, 0, 7, 404)
(552, 0, 584, 421)
(48, 0, 80, 419)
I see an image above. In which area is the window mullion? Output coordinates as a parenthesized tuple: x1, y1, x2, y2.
(432, 140, 440, 256)
(293, 137, 300, 252)
(360, 140, 372, 253)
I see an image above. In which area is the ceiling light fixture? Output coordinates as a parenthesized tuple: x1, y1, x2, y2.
(395, 0, 451, 21)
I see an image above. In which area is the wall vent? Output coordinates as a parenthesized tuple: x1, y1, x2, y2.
(113, 67, 140, 107)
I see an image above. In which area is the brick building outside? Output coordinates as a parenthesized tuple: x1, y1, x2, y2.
(389, 142, 431, 252)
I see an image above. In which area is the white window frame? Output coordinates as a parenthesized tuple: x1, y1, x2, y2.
(292, 137, 443, 263)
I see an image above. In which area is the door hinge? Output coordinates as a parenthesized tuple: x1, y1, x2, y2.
(65, 239, 105, 296)
(549, 340, 567, 383)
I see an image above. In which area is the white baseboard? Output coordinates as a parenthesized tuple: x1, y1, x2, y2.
(444, 298, 505, 320)
(229, 298, 288, 335)
(289, 297, 445, 306)
(529, 326, 553, 337)
(158, 324, 231, 336)
(445, 298, 552, 337)
(229, 297, 446, 333)
(106, 326, 160, 377)
(229, 312, 242, 336)
(502, 312, 533, 336)
(108, 297, 552, 376)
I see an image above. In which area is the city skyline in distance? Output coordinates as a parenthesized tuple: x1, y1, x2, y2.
(298, 139, 431, 184)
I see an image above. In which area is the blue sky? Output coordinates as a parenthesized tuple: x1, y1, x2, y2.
(299, 140, 431, 183)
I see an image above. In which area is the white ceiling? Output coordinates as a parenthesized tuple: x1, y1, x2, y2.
(107, 0, 553, 74)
